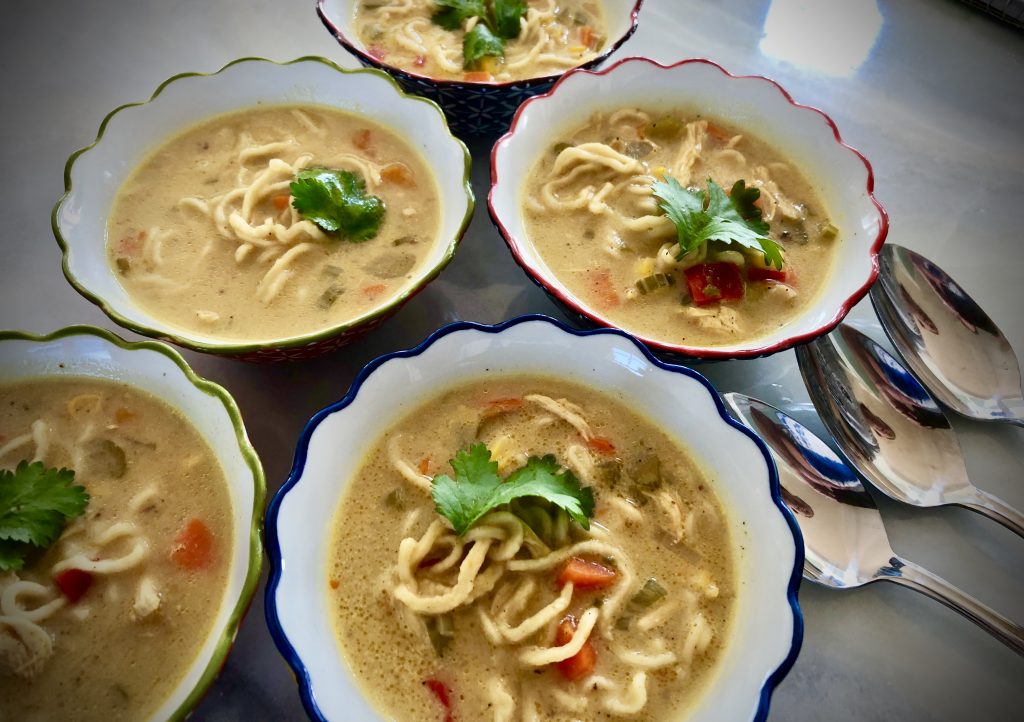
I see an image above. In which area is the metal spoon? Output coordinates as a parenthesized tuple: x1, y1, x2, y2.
(871, 243, 1024, 426)
(722, 392, 1024, 655)
(796, 323, 1024, 538)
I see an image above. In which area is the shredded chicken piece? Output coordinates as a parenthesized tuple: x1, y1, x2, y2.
(524, 395, 592, 440)
(132, 576, 161, 619)
(672, 121, 708, 185)
(0, 617, 53, 680)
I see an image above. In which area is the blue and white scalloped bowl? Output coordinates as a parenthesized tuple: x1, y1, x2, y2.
(266, 315, 802, 721)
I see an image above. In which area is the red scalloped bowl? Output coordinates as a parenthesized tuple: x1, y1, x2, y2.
(488, 57, 889, 360)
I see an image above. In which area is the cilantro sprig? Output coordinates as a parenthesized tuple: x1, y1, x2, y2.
(431, 0, 528, 69)
(431, 443, 595, 536)
(0, 461, 89, 572)
(290, 168, 386, 242)
(651, 175, 784, 270)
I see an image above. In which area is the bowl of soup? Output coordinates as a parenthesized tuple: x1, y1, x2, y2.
(53, 56, 474, 362)
(266, 314, 802, 721)
(317, 0, 644, 137)
(0, 325, 264, 721)
(489, 57, 889, 360)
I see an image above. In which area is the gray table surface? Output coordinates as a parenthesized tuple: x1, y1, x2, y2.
(3, 0, 1023, 719)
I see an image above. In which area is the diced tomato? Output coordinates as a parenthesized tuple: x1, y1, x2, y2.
(329, 578, 340, 590)
(579, 25, 597, 49)
(54, 568, 94, 603)
(554, 615, 597, 681)
(747, 267, 787, 283)
(684, 262, 744, 305)
(363, 283, 386, 300)
(463, 71, 492, 82)
(272, 194, 290, 210)
(417, 457, 431, 475)
(414, 54, 427, 67)
(483, 397, 524, 412)
(423, 678, 455, 722)
(170, 518, 214, 570)
(381, 163, 415, 186)
(116, 230, 145, 257)
(557, 557, 617, 589)
(586, 268, 620, 310)
(706, 122, 731, 142)
(354, 128, 373, 151)
(585, 435, 616, 456)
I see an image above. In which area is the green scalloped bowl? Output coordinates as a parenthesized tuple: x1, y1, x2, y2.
(52, 57, 474, 362)
(0, 325, 266, 720)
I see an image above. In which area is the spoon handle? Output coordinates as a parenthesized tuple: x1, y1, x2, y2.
(960, 489, 1024, 539)
(881, 556, 1024, 656)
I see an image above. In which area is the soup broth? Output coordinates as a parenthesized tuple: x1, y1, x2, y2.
(354, 0, 607, 82)
(107, 104, 441, 342)
(330, 376, 735, 721)
(522, 109, 840, 348)
(0, 378, 233, 722)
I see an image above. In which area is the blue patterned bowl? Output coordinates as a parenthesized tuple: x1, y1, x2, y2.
(266, 315, 803, 722)
(316, 0, 644, 137)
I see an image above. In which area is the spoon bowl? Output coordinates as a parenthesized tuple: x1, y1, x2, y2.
(796, 323, 1024, 537)
(871, 243, 1024, 425)
(722, 392, 1024, 655)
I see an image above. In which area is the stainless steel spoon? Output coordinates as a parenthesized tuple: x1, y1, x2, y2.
(871, 243, 1024, 426)
(796, 323, 1024, 538)
(723, 392, 1024, 655)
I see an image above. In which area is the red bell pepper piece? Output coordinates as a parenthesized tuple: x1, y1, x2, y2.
(54, 568, 94, 603)
(684, 262, 744, 305)
(424, 678, 455, 722)
(554, 614, 597, 681)
(557, 557, 618, 589)
(747, 267, 787, 283)
(584, 435, 616, 456)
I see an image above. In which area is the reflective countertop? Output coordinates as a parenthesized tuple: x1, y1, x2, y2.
(2, 0, 1022, 719)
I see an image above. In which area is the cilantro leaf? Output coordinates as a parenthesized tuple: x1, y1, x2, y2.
(431, 443, 595, 536)
(463, 22, 505, 69)
(289, 168, 386, 242)
(492, 0, 528, 39)
(651, 175, 785, 270)
(0, 461, 89, 572)
(0, 539, 31, 571)
(432, 0, 486, 30)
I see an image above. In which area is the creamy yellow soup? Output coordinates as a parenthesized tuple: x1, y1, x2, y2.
(522, 109, 840, 348)
(107, 104, 441, 342)
(0, 378, 232, 722)
(329, 376, 735, 721)
(354, 0, 607, 81)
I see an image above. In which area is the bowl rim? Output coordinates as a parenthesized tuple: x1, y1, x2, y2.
(0, 323, 267, 721)
(487, 56, 890, 360)
(52, 55, 475, 356)
(316, 0, 645, 89)
(264, 312, 804, 722)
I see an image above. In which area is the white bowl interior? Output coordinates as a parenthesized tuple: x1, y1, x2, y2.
(273, 319, 798, 721)
(491, 58, 884, 353)
(320, 0, 640, 58)
(56, 58, 471, 349)
(0, 331, 260, 721)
